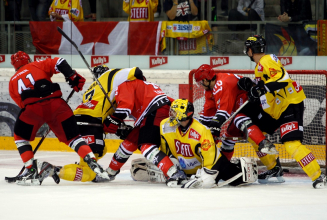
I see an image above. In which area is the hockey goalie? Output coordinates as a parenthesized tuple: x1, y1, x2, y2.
(130, 99, 258, 188)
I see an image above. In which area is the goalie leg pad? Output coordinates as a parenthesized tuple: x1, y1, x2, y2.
(130, 158, 166, 183)
(240, 157, 258, 184)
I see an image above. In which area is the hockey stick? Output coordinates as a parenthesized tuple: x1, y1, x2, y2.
(5, 90, 75, 183)
(214, 100, 249, 141)
(56, 26, 116, 112)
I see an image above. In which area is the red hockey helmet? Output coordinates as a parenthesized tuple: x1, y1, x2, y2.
(11, 51, 31, 71)
(194, 64, 216, 83)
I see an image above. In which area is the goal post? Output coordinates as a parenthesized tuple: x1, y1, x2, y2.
(189, 69, 327, 172)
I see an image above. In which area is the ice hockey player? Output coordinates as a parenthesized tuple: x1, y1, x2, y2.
(130, 99, 258, 188)
(104, 78, 188, 183)
(243, 35, 326, 188)
(193, 64, 285, 184)
(9, 51, 109, 185)
(52, 65, 141, 183)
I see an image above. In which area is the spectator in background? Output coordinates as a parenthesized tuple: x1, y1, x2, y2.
(154, 0, 162, 18)
(5, 0, 22, 29)
(48, 0, 84, 21)
(278, 0, 312, 22)
(164, 0, 198, 21)
(123, 0, 158, 22)
(228, 0, 264, 35)
(29, 0, 52, 21)
(85, 0, 96, 21)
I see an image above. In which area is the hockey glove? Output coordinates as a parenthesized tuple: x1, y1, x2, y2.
(103, 115, 123, 134)
(248, 80, 267, 103)
(182, 167, 218, 189)
(237, 77, 254, 91)
(116, 125, 133, 140)
(208, 115, 225, 137)
(66, 71, 86, 92)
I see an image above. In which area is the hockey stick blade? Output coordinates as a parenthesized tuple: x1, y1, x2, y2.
(5, 90, 75, 183)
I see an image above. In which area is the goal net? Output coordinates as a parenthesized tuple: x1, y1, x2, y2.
(189, 69, 327, 169)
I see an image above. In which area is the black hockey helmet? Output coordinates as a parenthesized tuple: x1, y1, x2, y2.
(244, 35, 266, 55)
(93, 65, 109, 78)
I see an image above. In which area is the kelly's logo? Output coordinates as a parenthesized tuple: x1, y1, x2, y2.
(189, 128, 200, 141)
(278, 57, 292, 66)
(0, 55, 5, 63)
(91, 56, 109, 67)
(280, 121, 298, 138)
(149, 56, 167, 68)
(210, 57, 229, 67)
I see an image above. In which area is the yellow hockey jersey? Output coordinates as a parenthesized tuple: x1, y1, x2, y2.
(74, 67, 143, 122)
(123, 0, 158, 22)
(160, 118, 220, 175)
(254, 54, 306, 119)
(48, 0, 84, 21)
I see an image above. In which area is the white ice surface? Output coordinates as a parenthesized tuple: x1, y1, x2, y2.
(1, 150, 326, 220)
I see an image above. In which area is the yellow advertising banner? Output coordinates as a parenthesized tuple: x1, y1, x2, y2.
(317, 20, 327, 56)
(160, 21, 212, 54)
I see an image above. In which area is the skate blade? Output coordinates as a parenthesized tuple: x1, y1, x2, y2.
(16, 178, 41, 186)
(258, 176, 285, 184)
(260, 148, 279, 155)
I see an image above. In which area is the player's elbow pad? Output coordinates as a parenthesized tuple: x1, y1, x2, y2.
(265, 81, 288, 92)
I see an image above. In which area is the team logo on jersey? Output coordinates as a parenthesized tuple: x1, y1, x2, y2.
(275, 98, 281, 105)
(287, 87, 294, 94)
(280, 121, 298, 138)
(91, 56, 109, 67)
(76, 100, 98, 110)
(201, 139, 213, 151)
(130, 7, 148, 19)
(189, 128, 201, 141)
(0, 55, 4, 63)
(82, 135, 95, 145)
(34, 55, 51, 62)
(210, 57, 229, 67)
(292, 81, 303, 93)
(298, 153, 315, 168)
(269, 68, 279, 77)
(175, 140, 194, 157)
(149, 56, 167, 68)
(173, 24, 193, 33)
(70, 8, 80, 16)
(257, 63, 264, 72)
(179, 38, 197, 51)
(278, 57, 292, 66)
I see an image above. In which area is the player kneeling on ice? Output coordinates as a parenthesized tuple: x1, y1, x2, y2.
(130, 99, 258, 188)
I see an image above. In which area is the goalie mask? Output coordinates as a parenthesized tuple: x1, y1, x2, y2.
(169, 99, 194, 126)
(93, 65, 109, 78)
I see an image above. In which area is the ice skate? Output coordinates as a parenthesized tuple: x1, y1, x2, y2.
(258, 158, 285, 184)
(16, 160, 41, 186)
(84, 155, 110, 180)
(258, 139, 278, 155)
(313, 174, 326, 189)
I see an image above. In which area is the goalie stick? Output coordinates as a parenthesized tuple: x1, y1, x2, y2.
(4, 90, 75, 183)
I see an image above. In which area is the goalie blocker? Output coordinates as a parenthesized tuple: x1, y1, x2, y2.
(130, 156, 258, 188)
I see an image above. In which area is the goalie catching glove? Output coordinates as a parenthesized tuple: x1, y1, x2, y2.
(66, 71, 86, 92)
(182, 167, 218, 189)
(103, 115, 123, 134)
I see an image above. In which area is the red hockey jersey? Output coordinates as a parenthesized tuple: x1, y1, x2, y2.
(114, 80, 170, 126)
(9, 57, 62, 108)
(200, 73, 247, 121)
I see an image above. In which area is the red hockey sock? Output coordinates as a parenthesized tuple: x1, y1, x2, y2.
(247, 125, 266, 145)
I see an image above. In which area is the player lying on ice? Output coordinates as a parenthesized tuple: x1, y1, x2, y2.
(34, 65, 142, 183)
(130, 99, 258, 188)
